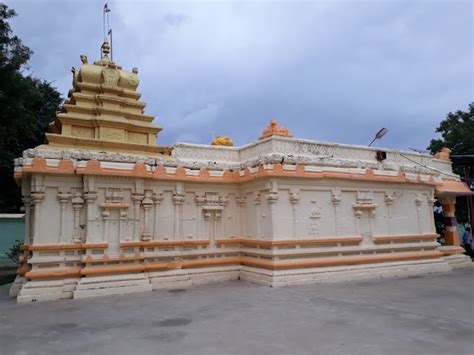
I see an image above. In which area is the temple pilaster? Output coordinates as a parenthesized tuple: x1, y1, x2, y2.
(72, 192, 84, 243)
(438, 196, 460, 246)
(172, 191, 185, 241)
(141, 191, 154, 241)
(152, 192, 163, 240)
(84, 192, 98, 243)
(195, 194, 206, 239)
(131, 193, 144, 242)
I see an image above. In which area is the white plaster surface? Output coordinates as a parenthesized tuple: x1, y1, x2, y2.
(12, 136, 465, 301)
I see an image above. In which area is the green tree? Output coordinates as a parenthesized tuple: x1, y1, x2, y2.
(0, 3, 62, 212)
(428, 103, 474, 155)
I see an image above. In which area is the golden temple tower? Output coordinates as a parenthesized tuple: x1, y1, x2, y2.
(46, 41, 171, 156)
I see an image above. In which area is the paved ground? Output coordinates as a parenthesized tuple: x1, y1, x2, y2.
(0, 269, 473, 355)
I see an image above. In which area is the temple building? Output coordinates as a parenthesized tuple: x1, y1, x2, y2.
(9, 42, 472, 302)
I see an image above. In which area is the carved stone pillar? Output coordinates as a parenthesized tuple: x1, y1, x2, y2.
(439, 196, 460, 246)
(58, 191, 71, 244)
(354, 210, 362, 236)
(172, 193, 185, 241)
(331, 190, 341, 236)
(427, 195, 437, 233)
(203, 210, 212, 241)
(120, 209, 128, 248)
(219, 195, 229, 239)
(84, 192, 98, 243)
(254, 193, 261, 239)
(131, 193, 144, 242)
(102, 209, 110, 244)
(141, 192, 153, 241)
(195, 195, 206, 239)
(236, 195, 247, 237)
(22, 197, 31, 245)
(31, 191, 45, 245)
(266, 191, 278, 239)
(72, 193, 84, 243)
(384, 193, 395, 235)
(289, 191, 300, 239)
(152, 192, 163, 240)
(213, 210, 222, 246)
(415, 194, 423, 234)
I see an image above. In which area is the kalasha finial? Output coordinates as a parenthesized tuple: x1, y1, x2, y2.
(259, 119, 293, 140)
(101, 41, 111, 59)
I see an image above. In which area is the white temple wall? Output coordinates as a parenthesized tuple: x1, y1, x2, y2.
(221, 192, 241, 238)
(158, 190, 175, 240)
(31, 174, 84, 245)
(272, 178, 437, 240)
(273, 190, 294, 239)
(25, 173, 438, 251)
(372, 191, 390, 235)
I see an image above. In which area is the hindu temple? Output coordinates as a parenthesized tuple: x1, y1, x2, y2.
(9, 41, 472, 302)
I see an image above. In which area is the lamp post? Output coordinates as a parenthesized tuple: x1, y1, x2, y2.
(368, 128, 388, 147)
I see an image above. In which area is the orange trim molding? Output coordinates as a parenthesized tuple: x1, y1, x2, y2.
(436, 180, 473, 196)
(16, 265, 29, 276)
(81, 264, 145, 276)
(24, 243, 108, 251)
(217, 237, 363, 247)
(438, 246, 465, 255)
(24, 250, 444, 279)
(373, 234, 439, 243)
(121, 240, 210, 248)
(25, 267, 82, 280)
(240, 251, 443, 270)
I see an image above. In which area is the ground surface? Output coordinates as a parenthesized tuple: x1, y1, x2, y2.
(0, 269, 473, 355)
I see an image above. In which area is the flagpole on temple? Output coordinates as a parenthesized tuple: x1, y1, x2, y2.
(109, 29, 113, 62)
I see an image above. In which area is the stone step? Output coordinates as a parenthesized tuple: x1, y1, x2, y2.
(17, 292, 67, 303)
(74, 284, 152, 299)
(73, 273, 152, 299)
(270, 259, 452, 287)
(79, 273, 148, 284)
(444, 254, 473, 269)
(75, 278, 151, 291)
(19, 285, 64, 296)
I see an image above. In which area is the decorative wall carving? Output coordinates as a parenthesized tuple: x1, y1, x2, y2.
(308, 200, 321, 236)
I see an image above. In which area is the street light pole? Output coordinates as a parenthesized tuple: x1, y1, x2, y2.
(368, 128, 388, 147)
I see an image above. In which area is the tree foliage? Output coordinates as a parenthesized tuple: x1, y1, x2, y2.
(0, 3, 62, 212)
(428, 103, 474, 155)
(5, 239, 22, 264)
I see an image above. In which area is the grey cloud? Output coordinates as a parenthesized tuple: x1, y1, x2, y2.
(6, 0, 472, 150)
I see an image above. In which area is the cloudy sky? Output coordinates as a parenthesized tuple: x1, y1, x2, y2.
(6, 0, 473, 150)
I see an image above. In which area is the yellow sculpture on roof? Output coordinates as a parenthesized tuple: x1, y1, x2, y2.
(46, 41, 171, 156)
(211, 136, 234, 146)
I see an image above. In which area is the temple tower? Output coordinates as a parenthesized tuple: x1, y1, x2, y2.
(46, 41, 171, 156)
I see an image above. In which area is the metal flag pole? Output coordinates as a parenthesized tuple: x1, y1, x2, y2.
(108, 29, 113, 62)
